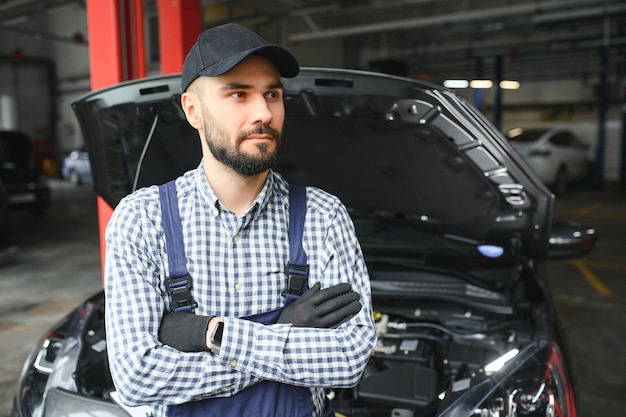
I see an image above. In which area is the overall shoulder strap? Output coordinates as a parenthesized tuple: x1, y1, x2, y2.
(159, 181, 309, 311)
(159, 180, 196, 313)
(283, 184, 309, 298)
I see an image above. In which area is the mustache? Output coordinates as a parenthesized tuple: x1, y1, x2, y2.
(237, 125, 281, 142)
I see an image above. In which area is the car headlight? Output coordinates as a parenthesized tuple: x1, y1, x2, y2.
(438, 341, 577, 417)
(12, 300, 121, 417)
(12, 332, 65, 417)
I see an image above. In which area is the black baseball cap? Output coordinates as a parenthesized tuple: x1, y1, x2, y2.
(181, 23, 300, 92)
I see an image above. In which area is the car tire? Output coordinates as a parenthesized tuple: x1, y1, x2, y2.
(553, 166, 568, 196)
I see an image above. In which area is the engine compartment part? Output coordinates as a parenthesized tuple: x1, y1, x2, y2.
(331, 309, 535, 417)
(358, 364, 438, 408)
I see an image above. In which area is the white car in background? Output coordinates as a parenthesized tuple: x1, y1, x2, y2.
(505, 126, 592, 195)
(61, 149, 92, 186)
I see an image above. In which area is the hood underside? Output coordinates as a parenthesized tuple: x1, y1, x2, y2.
(72, 68, 553, 259)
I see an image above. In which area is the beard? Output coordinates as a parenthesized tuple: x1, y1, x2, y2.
(203, 117, 282, 177)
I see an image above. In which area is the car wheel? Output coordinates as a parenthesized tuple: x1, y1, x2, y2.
(553, 166, 568, 196)
(69, 170, 82, 186)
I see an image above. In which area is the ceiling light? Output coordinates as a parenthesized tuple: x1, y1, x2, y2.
(443, 79, 469, 89)
(1, 13, 31, 26)
(46, 2, 79, 14)
(0, 0, 37, 12)
(469, 79, 493, 89)
(506, 127, 523, 138)
(500, 80, 520, 89)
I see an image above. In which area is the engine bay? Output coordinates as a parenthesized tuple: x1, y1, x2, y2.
(330, 298, 539, 417)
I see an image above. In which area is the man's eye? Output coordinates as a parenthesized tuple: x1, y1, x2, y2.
(231, 92, 245, 98)
(266, 91, 281, 99)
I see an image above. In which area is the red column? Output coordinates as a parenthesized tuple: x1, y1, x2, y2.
(157, 0, 202, 74)
(123, 0, 148, 80)
(86, 0, 123, 90)
(86, 0, 147, 89)
(86, 0, 147, 277)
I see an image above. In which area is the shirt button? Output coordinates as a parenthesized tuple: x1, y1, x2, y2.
(232, 234, 240, 243)
(229, 360, 237, 368)
(234, 283, 243, 291)
(212, 208, 219, 217)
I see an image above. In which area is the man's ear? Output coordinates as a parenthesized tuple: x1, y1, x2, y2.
(181, 91, 203, 130)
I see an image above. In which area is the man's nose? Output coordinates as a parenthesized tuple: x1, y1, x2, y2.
(250, 95, 273, 124)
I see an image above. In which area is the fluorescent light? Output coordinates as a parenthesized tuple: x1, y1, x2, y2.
(445, 79, 519, 90)
(1, 13, 31, 26)
(0, 0, 37, 12)
(506, 127, 524, 138)
(500, 80, 520, 89)
(470, 79, 493, 89)
(46, 2, 79, 14)
(443, 79, 469, 89)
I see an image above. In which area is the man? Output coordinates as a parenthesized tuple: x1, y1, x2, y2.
(104, 23, 376, 417)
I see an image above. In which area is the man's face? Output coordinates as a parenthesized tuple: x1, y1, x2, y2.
(191, 55, 285, 176)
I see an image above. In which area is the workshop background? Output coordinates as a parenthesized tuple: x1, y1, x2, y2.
(1, 0, 626, 183)
(0, 1, 625, 416)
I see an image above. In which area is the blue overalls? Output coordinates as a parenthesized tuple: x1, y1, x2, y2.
(158, 181, 334, 417)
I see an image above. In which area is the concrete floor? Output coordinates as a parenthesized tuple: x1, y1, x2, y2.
(0, 178, 624, 416)
(0, 180, 102, 416)
(547, 184, 626, 415)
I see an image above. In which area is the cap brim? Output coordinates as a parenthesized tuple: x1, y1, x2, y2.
(197, 44, 299, 79)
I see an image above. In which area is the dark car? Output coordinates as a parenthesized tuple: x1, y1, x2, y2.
(0, 131, 51, 216)
(12, 69, 596, 417)
(61, 148, 92, 186)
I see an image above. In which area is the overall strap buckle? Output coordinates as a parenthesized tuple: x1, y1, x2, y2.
(282, 263, 309, 296)
(166, 274, 198, 312)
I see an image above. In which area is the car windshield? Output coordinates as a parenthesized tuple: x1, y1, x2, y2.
(505, 128, 548, 143)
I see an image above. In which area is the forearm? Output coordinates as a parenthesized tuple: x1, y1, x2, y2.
(105, 272, 261, 405)
(104, 219, 260, 406)
(216, 305, 376, 388)
(106, 307, 262, 406)
(216, 204, 378, 388)
(211, 254, 376, 387)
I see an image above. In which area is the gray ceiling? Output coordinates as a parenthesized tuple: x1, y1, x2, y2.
(1, 0, 625, 85)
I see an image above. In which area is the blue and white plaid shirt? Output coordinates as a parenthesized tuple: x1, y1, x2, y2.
(104, 165, 376, 417)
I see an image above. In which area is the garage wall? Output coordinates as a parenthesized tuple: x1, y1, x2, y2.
(40, 6, 90, 158)
(0, 58, 53, 140)
(290, 39, 344, 69)
(0, 6, 89, 162)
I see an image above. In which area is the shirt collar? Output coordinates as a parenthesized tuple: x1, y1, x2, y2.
(194, 163, 290, 216)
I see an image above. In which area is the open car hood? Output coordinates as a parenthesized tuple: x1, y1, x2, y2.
(72, 68, 554, 259)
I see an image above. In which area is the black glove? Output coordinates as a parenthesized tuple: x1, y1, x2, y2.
(158, 311, 211, 352)
(277, 282, 362, 328)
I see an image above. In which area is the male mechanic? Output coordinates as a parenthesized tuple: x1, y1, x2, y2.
(104, 23, 376, 417)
